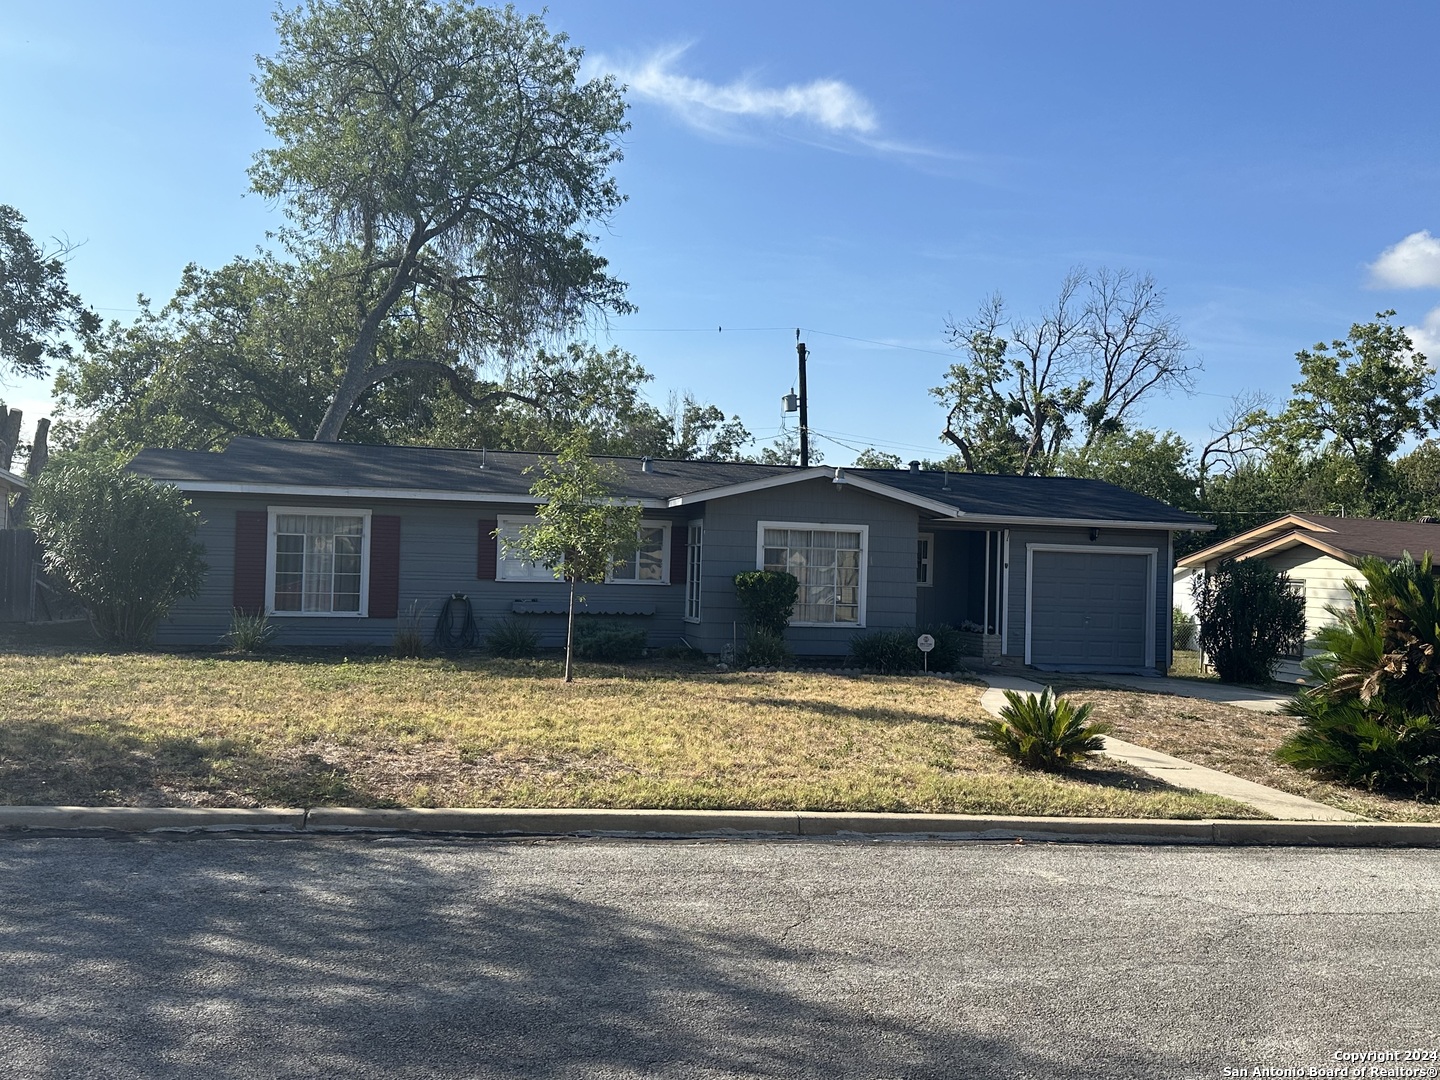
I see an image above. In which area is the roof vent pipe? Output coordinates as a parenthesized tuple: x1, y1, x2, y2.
(640, 457, 653, 474)
(909, 460, 920, 472)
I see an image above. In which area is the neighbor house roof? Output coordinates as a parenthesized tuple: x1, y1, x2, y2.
(128, 437, 1212, 530)
(1177, 512, 1440, 568)
(0, 468, 27, 493)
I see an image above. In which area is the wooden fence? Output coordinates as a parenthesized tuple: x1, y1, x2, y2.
(0, 529, 36, 623)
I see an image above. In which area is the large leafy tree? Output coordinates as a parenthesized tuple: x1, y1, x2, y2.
(250, 0, 632, 442)
(1055, 427, 1198, 510)
(1273, 313, 1439, 503)
(0, 205, 99, 379)
(932, 268, 1195, 475)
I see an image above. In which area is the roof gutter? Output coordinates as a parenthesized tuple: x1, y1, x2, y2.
(140, 480, 670, 509)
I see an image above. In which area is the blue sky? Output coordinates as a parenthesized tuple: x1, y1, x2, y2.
(3, 0, 1439, 464)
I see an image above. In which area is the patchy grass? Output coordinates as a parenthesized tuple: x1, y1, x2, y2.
(1055, 684, 1440, 822)
(1167, 650, 1212, 679)
(0, 648, 1256, 818)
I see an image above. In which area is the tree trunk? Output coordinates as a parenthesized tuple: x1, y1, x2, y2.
(564, 575, 576, 683)
(0, 407, 20, 472)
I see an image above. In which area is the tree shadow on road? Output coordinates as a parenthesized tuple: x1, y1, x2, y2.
(0, 836, 1196, 1079)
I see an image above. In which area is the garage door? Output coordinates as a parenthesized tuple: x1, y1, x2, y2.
(1029, 549, 1151, 669)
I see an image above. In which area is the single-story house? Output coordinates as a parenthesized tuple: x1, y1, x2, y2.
(129, 437, 1212, 673)
(1175, 513, 1440, 681)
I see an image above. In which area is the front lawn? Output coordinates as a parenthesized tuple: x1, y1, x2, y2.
(0, 648, 1257, 818)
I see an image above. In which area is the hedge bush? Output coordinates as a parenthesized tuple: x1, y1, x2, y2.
(573, 618, 647, 662)
(1195, 558, 1305, 683)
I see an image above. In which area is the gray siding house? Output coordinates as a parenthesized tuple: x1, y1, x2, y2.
(129, 437, 1211, 673)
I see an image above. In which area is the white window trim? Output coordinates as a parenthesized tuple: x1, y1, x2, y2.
(1023, 543, 1157, 668)
(684, 519, 703, 623)
(917, 532, 934, 587)
(265, 506, 372, 618)
(605, 519, 672, 586)
(756, 520, 869, 628)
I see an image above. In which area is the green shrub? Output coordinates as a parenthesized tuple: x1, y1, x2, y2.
(654, 643, 707, 663)
(27, 452, 208, 648)
(849, 630, 918, 673)
(486, 617, 539, 658)
(1277, 692, 1440, 795)
(1194, 559, 1305, 683)
(981, 688, 1111, 771)
(226, 609, 275, 652)
(739, 628, 791, 667)
(573, 618, 647, 662)
(849, 625, 964, 673)
(732, 571, 799, 636)
(1172, 607, 1197, 651)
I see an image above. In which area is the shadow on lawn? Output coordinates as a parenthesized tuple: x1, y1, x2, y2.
(0, 718, 378, 808)
(738, 694, 986, 731)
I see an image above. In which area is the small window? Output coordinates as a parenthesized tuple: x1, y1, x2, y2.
(495, 516, 558, 582)
(917, 533, 934, 587)
(685, 521, 703, 622)
(268, 509, 370, 616)
(608, 522, 670, 585)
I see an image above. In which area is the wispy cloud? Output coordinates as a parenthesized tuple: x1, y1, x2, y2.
(600, 44, 878, 136)
(1369, 230, 1440, 288)
(1407, 306, 1440, 359)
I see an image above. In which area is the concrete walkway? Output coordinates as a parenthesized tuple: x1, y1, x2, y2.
(976, 674, 1357, 822)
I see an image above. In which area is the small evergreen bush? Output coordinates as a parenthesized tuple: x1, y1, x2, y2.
(732, 571, 799, 636)
(573, 618, 647, 662)
(1194, 558, 1306, 683)
(739, 628, 791, 667)
(486, 617, 540, 658)
(981, 688, 1111, 771)
(226, 609, 275, 652)
(849, 630, 918, 673)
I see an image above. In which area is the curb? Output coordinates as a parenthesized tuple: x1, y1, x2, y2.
(0, 805, 1437, 847)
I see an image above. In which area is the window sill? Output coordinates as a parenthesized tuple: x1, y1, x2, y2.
(267, 609, 368, 618)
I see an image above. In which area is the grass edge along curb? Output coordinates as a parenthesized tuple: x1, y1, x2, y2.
(0, 806, 1438, 847)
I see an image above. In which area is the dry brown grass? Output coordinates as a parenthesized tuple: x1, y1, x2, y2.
(1054, 683, 1440, 822)
(0, 647, 1257, 818)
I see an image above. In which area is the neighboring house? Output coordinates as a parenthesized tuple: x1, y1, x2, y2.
(0, 468, 26, 530)
(1176, 513, 1440, 681)
(128, 437, 1212, 673)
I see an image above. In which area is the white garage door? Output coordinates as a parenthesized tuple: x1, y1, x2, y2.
(1029, 549, 1152, 669)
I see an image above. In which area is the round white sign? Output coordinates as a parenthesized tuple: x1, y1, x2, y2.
(916, 633, 936, 653)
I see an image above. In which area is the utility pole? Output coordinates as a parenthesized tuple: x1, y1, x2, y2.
(796, 331, 809, 468)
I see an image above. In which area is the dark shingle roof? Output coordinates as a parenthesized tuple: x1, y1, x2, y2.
(1293, 514, 1440, 561)
(848, 466, 1206, 527)
(128, 437, 1209, 528)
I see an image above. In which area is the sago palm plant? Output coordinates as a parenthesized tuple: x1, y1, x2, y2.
(982, 688, 1111, 771)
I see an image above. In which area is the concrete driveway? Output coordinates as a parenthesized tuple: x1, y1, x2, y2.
(1082, 674, 1295, 714)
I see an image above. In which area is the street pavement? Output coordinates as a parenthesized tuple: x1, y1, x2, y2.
(0, 836, 1435, 1079)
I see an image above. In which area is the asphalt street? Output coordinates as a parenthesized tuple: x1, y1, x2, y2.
(0, 835, 1435, 1079)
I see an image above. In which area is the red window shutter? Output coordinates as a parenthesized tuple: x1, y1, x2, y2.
(670, 524, 687, 584)
(233, 510, 268, 615)
(369, 515, 401, 618)
(477, 519, 498, 579)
